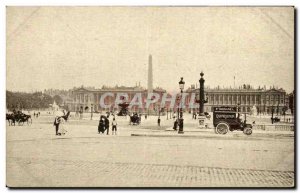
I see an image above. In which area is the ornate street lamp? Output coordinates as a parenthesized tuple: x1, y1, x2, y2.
(271, 106, 274, 124)
(237, 103, 241, 120)
(167, 108, 169, 120)
(90, 103, 93, 120)
(178, 77, 185, 134)
(158, 105, 161, 118)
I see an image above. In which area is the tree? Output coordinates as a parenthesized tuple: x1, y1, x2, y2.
(53, 95, 63, 105)
(6, 91, 53, 110)
(289, 91, 294, 115)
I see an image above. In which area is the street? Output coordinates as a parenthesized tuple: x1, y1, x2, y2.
(6, 113, 294, 187)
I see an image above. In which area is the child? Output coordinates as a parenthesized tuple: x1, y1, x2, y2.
(112, 118, 117, 135)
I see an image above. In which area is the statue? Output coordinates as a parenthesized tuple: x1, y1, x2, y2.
(250, 105, 257, 116)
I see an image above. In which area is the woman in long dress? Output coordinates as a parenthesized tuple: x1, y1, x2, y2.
(57, 117, 67, 135)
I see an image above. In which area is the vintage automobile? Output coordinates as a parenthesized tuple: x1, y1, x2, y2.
(213, 107, 252, 135)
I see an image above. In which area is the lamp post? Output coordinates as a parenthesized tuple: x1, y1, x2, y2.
(178, 77, 185, 134)
(177, 96, 180, 122)
(167, 108, 169, 120)
(271, 106, 274, 124)
(158, 105, 161, 118)
(237, 103, 241, 120)
(90, 103, 93, 120)
(277, 95, 280, 116)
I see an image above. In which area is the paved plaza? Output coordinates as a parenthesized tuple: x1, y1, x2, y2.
(6, 113, 294, 187)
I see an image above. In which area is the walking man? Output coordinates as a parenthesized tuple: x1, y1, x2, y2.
(105, 117, 110, 135)
(98, 117, 104, 134)
(173, 119, 178, 131)
(158, 117, 161, 126)
(53, 116, 60, 135)
(112, 118, 117, 135)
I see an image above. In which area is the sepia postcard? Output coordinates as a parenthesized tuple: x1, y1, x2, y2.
(6, 6, 295, 188)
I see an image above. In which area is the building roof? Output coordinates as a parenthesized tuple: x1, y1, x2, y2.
(186, 87, 286, 94)
(73, 85, 168, 93)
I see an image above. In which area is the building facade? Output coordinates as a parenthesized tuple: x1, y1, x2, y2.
(185, 86, 288, 115)
(66, 84, 289, 115)
(67, 85, 167, 114)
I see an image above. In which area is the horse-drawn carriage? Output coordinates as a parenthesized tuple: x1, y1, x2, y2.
(6, 111, 32, 126)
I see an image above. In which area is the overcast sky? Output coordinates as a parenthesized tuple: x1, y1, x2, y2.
(6, 7, 294, 93)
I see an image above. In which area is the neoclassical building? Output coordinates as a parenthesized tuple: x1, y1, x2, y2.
(67, 85, 167, 113)
(66, 84, 289, 115)
(185, 85, 289, 114)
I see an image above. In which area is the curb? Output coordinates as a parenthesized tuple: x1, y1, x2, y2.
(130, 133, 294, 140)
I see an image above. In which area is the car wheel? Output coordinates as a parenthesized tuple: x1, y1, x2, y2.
(216, 122, 229, 135)
(243, 127, 252, 135)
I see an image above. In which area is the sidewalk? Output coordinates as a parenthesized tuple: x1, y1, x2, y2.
(131, 127, 294, 140)
(166, 127, 294, 135)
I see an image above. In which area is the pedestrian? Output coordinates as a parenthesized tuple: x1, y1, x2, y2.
(105, 117, 110, 135)
(53, 116, 60, 135)
(145, 114, 147, 120)
(139, 114, 142, 124)
(34, 112, 36, 118)
(173, 119, 178, 131)
(57, 117, 67, 135)
(98, 118, 104, 134)
(112, 118, 117, 135)
(129, 115, 132, 125)
(158, 117, 161, 126)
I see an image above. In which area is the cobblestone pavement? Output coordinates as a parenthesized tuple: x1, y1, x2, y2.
(7, 157, 294, 187)
(6, 115, 295, 187)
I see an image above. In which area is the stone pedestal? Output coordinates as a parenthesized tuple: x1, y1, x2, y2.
(198, 115, 206, 128)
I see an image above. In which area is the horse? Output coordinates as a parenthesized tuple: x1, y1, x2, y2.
(6, 113, 15, 126)
(16, 114, 32, 125)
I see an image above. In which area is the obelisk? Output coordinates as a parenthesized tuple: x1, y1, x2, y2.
(148, 55, 153, 94)
(147, 55, 153, 114)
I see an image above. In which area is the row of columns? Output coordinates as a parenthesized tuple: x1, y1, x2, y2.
(207, 94, 284, 106)
(73, 92, 166, 112)
(74, 93, 93, 104)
